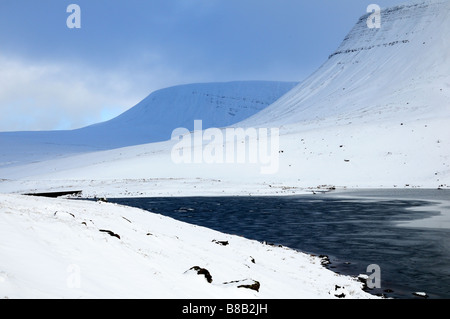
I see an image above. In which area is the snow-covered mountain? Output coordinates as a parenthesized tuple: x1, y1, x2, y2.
(0, 0, 449, 195)
(0, 81, 297, 167)
(241, 0, 450, 127)
(80, 81, 297, 147)
(4, 0, 450, 302)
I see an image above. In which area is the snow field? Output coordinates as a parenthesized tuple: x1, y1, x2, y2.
(0, 194, 376, 299)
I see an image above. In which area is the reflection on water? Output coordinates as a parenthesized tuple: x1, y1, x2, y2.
(107, 189, 450, 299)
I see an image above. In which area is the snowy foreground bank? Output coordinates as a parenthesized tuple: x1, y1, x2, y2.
(0, 193, 377, 299)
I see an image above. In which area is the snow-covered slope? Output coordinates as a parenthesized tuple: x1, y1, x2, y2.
(0, 193, 376, 299)
(0, 0, 449, 195)
(241, 0, 450, 127)
(0, 81, 297, 167)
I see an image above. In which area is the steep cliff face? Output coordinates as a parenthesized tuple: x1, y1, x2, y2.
(241, 0, 450, 127)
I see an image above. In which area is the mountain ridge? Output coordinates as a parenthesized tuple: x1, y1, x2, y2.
(0, 0, 448, 193)
(239, 0, 450, 128)
(0, 81, 297, 167)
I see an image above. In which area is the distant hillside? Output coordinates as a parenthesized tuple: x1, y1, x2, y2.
(0, 81, 297, 167)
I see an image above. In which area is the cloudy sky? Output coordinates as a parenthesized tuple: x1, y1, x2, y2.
(0, 0, 406, 131)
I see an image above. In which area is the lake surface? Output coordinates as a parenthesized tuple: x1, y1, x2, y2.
(105, 189, 450, 299)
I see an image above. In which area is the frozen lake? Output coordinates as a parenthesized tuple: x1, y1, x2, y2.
(107, 189, 450, 299)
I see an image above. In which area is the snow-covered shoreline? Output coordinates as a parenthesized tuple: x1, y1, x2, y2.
(1, 0, 449, 300)
(0, 193, 378, 299)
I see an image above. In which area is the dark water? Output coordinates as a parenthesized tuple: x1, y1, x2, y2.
(104, 190, 450, 299)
